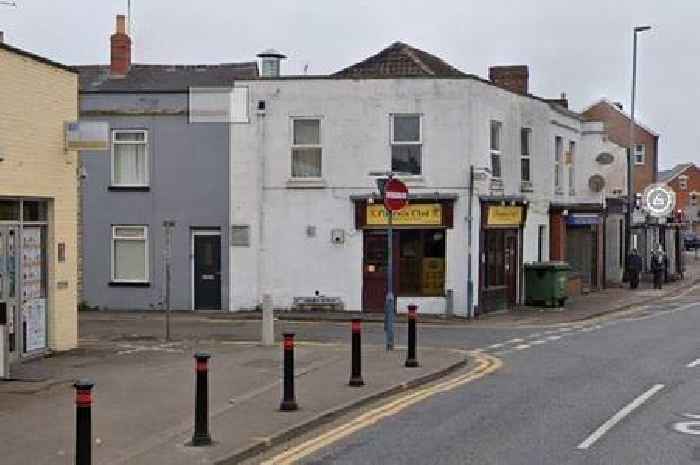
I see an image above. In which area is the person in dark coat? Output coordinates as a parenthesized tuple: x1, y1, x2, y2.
(628, 249, 643, 289)
(651, 244, 666, 290)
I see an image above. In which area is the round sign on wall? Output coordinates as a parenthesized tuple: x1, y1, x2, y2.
(384, 178, 409, 211)
(642, 183, 676, 218)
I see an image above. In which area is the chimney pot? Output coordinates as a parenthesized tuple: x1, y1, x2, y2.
(116, 15, 127, 34)
(489, 65, 529, 95)
(613, 101, 623, 111)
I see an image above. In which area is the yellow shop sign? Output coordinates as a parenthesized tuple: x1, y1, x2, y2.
(487, 206, 523, 226)
(366, 204, 443, 226)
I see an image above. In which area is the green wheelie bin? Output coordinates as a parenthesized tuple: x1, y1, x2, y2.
(524, 261, 571, 307)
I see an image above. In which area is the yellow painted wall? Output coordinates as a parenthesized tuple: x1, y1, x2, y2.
(0, 47, 79, 351)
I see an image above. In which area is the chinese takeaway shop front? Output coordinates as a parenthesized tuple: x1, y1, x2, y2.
(353, 196, 456, 315)
(479, 198, 528, 313)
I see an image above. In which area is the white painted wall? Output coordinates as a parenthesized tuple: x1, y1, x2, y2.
(230, 78, 608, 314)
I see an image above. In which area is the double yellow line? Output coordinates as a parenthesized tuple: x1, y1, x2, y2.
(260, 351, 502, 465)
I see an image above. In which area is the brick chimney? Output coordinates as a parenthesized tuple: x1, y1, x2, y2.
(110, 15, 131, 76)
(489, 65, 529, 95)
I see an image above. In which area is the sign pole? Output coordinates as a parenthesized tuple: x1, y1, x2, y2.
(385, 203, 395, 351)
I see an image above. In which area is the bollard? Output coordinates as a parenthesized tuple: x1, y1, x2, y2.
(191, 352, 212, 446)
(74, 379, 95, 465)
(405, 304, 419, 368)
(349, 318, 364, 387)
(280, 333, 298, 411)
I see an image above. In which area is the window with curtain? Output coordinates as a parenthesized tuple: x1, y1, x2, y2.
(112, 226, 148, 282)
(112, 130, 148, 186)
(291, 118, 322, 178)
(391, 114, 422, 175)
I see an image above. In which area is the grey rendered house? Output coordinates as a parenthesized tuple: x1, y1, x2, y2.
(77, 15, 257, 310)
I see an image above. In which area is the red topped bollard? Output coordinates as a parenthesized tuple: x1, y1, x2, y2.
(349, 318, 365, 387)
(405, 304, 419, 368)
(74, 379, 95, 465)
(280, 333, 299, 411)
(191, 352, 212, 446)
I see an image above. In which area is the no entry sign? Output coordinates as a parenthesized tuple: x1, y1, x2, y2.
(384, 178, 409, 211)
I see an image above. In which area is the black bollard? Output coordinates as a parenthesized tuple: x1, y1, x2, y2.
(74, 379, 94, 465)
(349, 318, 365, 387)
(405, 304, 419, 368)
(191, 352, 212, 446)
(280, 333, 299, 411)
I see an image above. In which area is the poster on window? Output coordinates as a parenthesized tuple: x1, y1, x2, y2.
(22, 227, 46, 352)
(23, 299, 46, 352)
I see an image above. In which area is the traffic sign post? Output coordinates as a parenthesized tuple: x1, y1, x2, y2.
(381, 177, 408, 351)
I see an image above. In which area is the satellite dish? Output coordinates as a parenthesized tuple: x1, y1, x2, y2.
(588, 174, 605, 193)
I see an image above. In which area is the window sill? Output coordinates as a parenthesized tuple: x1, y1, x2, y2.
(109, 281, 151, 287)
(286, 178, 327, 189)
(109, 186, 150, 192)
(520, 181, 533, 192)
(554, 188, 564, 195)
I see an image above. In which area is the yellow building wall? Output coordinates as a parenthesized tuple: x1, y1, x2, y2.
(0, 48, 79, 351)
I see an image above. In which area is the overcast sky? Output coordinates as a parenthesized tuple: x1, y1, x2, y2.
(2, 0, 697, 168)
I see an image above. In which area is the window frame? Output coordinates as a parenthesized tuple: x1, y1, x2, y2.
(111, 129, 150, 187)
(634, 144, 645, 165)
(490, 120, 503, 179)
(520, 127, 531, 183)
(111, 225, 149, 283)
(290, 117, 323, 179)
(554, 136, 563, 192)
(568, 140, 576, 194)
(390, 113, 423, 176)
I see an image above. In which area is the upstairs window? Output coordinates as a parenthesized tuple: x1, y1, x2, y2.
(490, 120, 502, 178)
(568, 141, 576, 194)
(554, 136, 563, 192)
(112, 130, 149, 187)
(391, 114, 422, 175)
(679, 175, 688, 191)
(521, 128, 531, 183)
(291, 118, 322, 178)
(634, 144, 645, 165)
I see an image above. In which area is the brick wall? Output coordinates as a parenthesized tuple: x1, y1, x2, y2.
(582, 101, 658, 194)
(0, 47, 79, 351)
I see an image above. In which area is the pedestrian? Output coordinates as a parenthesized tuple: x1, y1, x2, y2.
(628, 249, 642, 289)
(651, 244, 666, 290)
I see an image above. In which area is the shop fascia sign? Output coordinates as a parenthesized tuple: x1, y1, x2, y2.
(486, 206, 523, 226)
(366, 204, 442, 226)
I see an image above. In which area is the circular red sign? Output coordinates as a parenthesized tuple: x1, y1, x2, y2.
(384, 178, 409, 211)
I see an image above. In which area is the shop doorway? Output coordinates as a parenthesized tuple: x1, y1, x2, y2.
(362, 230, 389, 313)
(566, 225, 597, 289)
(192, 231, 221, 310)
(482, 229, 519, 312)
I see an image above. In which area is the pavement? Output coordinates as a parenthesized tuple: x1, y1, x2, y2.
(250, 276, 700, 465)
(0, 327, 466, 465)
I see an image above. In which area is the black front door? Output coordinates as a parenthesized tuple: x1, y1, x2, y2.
(193, 234, 221, 310)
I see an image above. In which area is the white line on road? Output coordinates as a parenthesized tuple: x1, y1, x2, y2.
(530, 340, 546, 345)
(576, 384, 665, 450)
(547, 335, 562, 341)
(686, 359, 700, 368)
(506, 338, 524, 344)
(514, 344, 531, 350)
(486, 343, 505, 349)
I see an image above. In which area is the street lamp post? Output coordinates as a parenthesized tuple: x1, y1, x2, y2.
(626, 25, 651, 278)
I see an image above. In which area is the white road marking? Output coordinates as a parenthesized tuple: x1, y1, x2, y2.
(528, 333, 542, 338)
(530, 340, 546, 345)
(686, 359, 700, 368)
(514, 344, 531, 350)
(547, 335, 562, 341)
(579, 327, 595, 332)
(576, 384, 665, 450)
(486, 343, 505, 349)
(506, 338, 524, 344)
(559, 327, 572, 332)
(672, 414, 700, 435)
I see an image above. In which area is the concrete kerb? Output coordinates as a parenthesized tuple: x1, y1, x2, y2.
(214, 349, 471, 465)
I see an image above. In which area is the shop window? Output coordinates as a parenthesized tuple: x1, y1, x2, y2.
(112, 226, 148, 282)
(398, 229, 445, 296)
(291, 118, 322, 178)
(0, 200, 19, 221)
(112, 130, 149, 187)
(490, 121, 502, 178)
(22, 201, 48, 222)
(391, 114, 422, 175)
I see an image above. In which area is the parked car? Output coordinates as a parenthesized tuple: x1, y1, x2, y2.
(684, 232, 700, 250)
